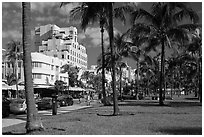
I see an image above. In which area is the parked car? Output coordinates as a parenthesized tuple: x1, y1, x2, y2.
(37, 97, 60, 110)
(57, 95, 73, 107)
(2, 97, 10, 118)
(9, 99, 27, 114)
(9, 98, 38, 114)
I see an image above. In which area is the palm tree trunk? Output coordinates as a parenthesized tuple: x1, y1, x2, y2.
(22, 2, 44, 133)
(101, 24, 108, 105)
(108, 3, 119, 115)
(137, 61, 139, 99)
(67, 72, 69, 92)
(119, 67, 122, 101)
(159, 39, 165, 106)
(198, 52, 202, 103)
(15, 58, 19, 98)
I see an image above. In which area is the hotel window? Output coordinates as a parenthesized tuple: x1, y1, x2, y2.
(32, 74, 41, 79)
(51, 75, 54, 80)
(62, 54, 64, 59)
(51, 65, 54, 70)
(67, 55, 69, 59)
(56, 66, 59, 71)
(69, 30, 73, 34)
(32, 62, 42, 68)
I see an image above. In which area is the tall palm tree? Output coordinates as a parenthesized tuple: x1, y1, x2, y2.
(22, 2, 44, 133)
(62, 2, 132, 106)
(6, 40, 23, 98)
(130, 2, 199, 105)
(62, 2, 109, 105)
(185, 28, 202, 102)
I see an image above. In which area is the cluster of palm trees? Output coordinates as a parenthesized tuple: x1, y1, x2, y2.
(19, 2, 201, 133)
(61, 2, 201, 113)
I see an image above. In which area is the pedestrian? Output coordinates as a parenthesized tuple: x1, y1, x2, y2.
(78, 93, 81, 103)
(87, 93, 91, 106)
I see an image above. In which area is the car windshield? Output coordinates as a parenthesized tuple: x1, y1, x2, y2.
(12, 99, 25, 104)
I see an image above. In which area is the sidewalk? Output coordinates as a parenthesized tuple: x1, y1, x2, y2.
(2, 100, 98, 128)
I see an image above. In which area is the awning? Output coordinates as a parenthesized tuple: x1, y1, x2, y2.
(34, 85, 54, 89)
(86, 88, 96, 92)
(68, 87, 85, 92)
(9, 85, 25, 90)
(2, 83, 10, 90)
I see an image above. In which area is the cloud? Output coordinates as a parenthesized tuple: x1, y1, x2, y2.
(58, 3, 80, 16)
(57, 2, 80, 24)
(31, 2, 59, 13)
(2, 2, 10, 8)
(2, 30, 22, 39)
(78, 27, 120, 48)
(35, 16, 55, 22)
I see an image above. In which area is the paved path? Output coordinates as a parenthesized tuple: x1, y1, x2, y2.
(2, 101, 96, 128)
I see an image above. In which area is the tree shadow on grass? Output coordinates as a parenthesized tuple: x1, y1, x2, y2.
(157, 127, 202, 135)
(2, 131, 27, 135)
(118, 101, 169, 107)
(168, 102, 202, 107)
(97, 111, 135, 117)
(117, 100, 201, 108)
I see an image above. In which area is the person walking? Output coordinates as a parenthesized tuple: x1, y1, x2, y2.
(87, 93, 91, 106)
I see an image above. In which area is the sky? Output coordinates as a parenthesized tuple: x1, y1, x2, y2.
(2, 2, 202, 69)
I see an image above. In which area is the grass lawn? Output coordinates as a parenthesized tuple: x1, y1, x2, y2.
(2, 95, 202, 135)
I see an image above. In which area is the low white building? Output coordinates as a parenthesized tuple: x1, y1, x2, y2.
(3, 52, 69, 86)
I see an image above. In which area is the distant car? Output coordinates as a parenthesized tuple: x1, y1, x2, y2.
(2, 97, 10, 118)
(138, 93, 144, 100)
(9, 99, 27, 114)
(9, 98, 38, 114)
(37, 97, 60, 110)
(57, 95, 73, 107)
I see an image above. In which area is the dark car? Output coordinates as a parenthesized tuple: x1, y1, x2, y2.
(2, 97, 10, 118)
(37, 97, 56, 110)
(57, 95, 73, 107)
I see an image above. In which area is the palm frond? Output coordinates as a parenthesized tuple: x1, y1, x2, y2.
(130, 8, 155, 25)
(114, 4, 135, 25)
(173, 8, 199, 24)
(167, 28, 188, 45)
(145, 37, 160, 52)
(177, 24, 201, 31)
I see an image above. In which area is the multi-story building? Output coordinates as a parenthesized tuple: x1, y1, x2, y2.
(35, 24, 88, 70)
(2, 24, 88, 86)
(2, 52, 69, 86)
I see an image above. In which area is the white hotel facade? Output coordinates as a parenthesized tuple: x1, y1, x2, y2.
(2, 24, 88, 86)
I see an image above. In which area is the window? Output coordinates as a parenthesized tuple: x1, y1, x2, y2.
(69, 30, 73, 34)
(32, 74, 41, 79)
(62, 54, 64, 59)
(32, 62, 42, 68)
(51, 65, 54, 70)
(51, 75, 54, 80)
(56, 66, 59, 71)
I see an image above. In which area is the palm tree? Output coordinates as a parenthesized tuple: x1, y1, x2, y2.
(81, 71, 91, 88)
(118, 61, 128, 101)
(22, 2, 44, 133)
(6, 40, 23, 98)
(185, 28, 202, 102)
(62, 2, 133, 106)
(130, 2, 199, 105)
(61, 64, 72, 90)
